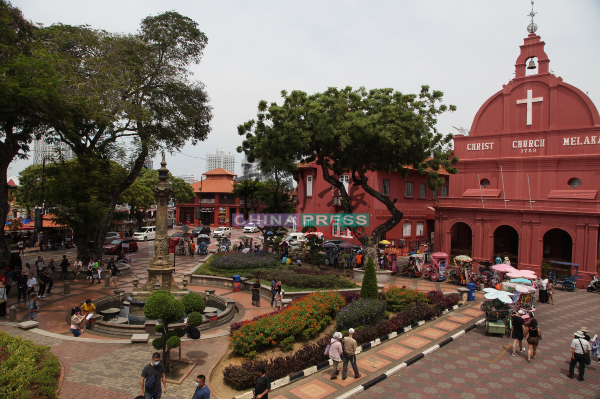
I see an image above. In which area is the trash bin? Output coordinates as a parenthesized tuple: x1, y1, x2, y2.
(466, 282, 476, 301)
(233, 275, 241, 292)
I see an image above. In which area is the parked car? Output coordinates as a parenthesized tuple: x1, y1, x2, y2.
(192, 226, 211, 237)
(133, 226, 156, 241)
(243, 223, 259, 233)
(103, 238, 138, 255)
(106, 232, 120, 239)
(212, 227, 232, 238)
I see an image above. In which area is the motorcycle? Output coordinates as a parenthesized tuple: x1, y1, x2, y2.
(587, 276, 600, 292)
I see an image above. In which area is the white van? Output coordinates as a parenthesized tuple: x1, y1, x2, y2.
(133, 226, 156, 241)
(285, 232, 306, 246)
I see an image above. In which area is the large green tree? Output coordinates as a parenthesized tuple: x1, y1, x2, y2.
(0, 1, 64, 266)
(239, 86, 457, 260)
(232, 178, 262, 220)
(33, 12, 212, 263)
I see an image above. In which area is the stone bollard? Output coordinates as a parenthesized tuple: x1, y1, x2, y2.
(9, 306, 17, 322)
(63, 282, 70, 295)
(205, 289, 215, 306)
(457, 287, 469, 304)
(145, 320, 158, 336)
(104, 277, 110, 290)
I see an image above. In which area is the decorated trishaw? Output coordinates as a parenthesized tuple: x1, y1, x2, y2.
(481, 288, 514, 336)
(449, 255, 472, 285)
(424, 252, 449, 281)
(402, 253, 424, 278)
(382, 248, 402, 274)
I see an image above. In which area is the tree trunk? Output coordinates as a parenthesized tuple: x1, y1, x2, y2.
(75, 200, 118, 265)
(0, 158, 13, 268)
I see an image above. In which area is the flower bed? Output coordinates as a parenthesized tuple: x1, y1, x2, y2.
(223, 291, 460, 391)
(210, 252, 280, 270)
(0, 331, 60, 398)
(229, 291, 345, 355)
(382, 285, 429, 311)
(336, 298, 387, 330)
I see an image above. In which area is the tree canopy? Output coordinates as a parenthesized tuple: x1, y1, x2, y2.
(239, 86, 457, 258)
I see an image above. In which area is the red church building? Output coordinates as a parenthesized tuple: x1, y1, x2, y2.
(434, 30, 600, 286)
(294, 162, 448, 251)
(176, 168, 267, 227)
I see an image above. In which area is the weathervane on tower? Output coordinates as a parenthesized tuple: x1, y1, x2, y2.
(527, 0, 538, 34)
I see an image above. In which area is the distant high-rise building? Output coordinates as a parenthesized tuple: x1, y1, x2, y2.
(176, 174, 198, 184)
(33, 139, 74, 164)
(143, 159, 154, 170)
(206, 149, 235, 174)
(240, 155, 262, 181)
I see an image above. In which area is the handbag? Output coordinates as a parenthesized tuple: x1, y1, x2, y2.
(578, 339, 591, 365)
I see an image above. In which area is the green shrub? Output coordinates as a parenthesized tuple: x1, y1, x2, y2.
(382, 286, 429, 312)
(360, 256, 379, 299)
(144, 290, 185, 324)
(166, 336, 181, 349)
(152, 337, 166, 350)
(182, 292, 206, 314)
(187, 311, 203, 328)
(281, 336, 295, 352)
(336, 298, 387, 330)
(0, 332, 60, 399)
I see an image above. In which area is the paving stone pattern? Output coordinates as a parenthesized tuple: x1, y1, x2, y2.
(353, 289, 600, 399)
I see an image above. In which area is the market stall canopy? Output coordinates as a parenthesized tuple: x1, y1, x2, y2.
(483, 288, 515, 304)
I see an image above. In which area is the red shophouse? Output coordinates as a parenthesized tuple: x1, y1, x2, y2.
(434, 31, 600, 286)
(294, 162, 448, 252)
(176, 168, 266, 227)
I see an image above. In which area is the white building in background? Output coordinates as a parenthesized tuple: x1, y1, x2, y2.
(143, 159, 154, 170)
(206, 149, 235, 173)
(33, 139, 74, 164)
(240, 155, 262, 181)
(176, 174, 198, 184)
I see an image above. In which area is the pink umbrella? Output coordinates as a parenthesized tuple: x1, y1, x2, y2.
(506, 269, 537, 279)
(492, 264, 517, 273)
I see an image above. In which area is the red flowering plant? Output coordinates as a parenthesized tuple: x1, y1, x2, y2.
(229, 291, 344, 355)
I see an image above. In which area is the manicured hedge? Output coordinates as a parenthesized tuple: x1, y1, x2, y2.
(336, 298, 387, 330)
(223, 291, 461, 390)
(382, 286, 429, 311)
(210, 252, 280, 270)
(233, 268, 357, 290)
(229, 291, 345, 355)
(0, 332, 60, 399)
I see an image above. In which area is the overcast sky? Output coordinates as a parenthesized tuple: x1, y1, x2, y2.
(8, 0, 600, 180)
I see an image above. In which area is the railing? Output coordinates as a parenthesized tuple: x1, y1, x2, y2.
(200, 199, 215, 204)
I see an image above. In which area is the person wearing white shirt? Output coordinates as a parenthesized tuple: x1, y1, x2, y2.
(26, 273, 37, 300)
(73, 258, 83, 278)
(568, 330, 592, 381)
(87, 261, 94, 280)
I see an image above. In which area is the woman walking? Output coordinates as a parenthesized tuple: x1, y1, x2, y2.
(526, 319, 541, 361)
(70, 306, 86, 337)
(252, 278, 261, 307)
(329, 332, 344, 380)
(568, 330, 592, 381)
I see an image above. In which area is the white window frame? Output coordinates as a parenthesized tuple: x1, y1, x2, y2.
(332, 215, 353, 238)
(403, 222, 411, 237)
(416, 221, 424, 236)
(340, 174, 349, 193)
(405, 182, 414, 197)
(420, 183, 426, 198)
(382, 179, 390, 196)
(307, 175, 313, 196)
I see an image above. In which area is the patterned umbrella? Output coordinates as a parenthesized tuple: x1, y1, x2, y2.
(454, 255, 472, 262)
(483, 288, 515, 304)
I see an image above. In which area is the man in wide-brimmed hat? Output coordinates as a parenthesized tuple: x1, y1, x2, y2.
(568, 330, 591, 381)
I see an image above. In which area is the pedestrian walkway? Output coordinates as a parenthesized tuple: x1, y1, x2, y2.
(266, 300, 486, 399)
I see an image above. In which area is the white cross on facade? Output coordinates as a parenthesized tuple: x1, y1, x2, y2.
(516, 89, 543, 125)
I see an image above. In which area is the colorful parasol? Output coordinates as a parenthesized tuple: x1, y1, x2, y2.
(454, 255, 472, 262)
(483, 288, 515, 304)
(379, 240, 391, 245)
(507, 270, 537, 279)
(492, 264, 517, 272)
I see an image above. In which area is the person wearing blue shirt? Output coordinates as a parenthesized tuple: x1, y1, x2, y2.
(192, 375, 210, 399)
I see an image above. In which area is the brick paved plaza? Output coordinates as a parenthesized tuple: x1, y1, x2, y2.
(2, 229, 599, 398)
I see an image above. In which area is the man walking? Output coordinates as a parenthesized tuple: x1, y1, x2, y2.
(270, 276, 278, 307)
(192, 374, 210, 399)
(58, 255, 70, 282)
(253, 365, 271, 399)
(342, 328, 361, 380)
(26, 273, 37, 300)
(36, 256, 44, 277)
(16, 270, 27, 303)
(107, 258, 121, 289)
(90, 260, 101, 284)
(46, 266, 55, 294)
(511, 310, 527, 356)
(140, 352, 166, 399)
